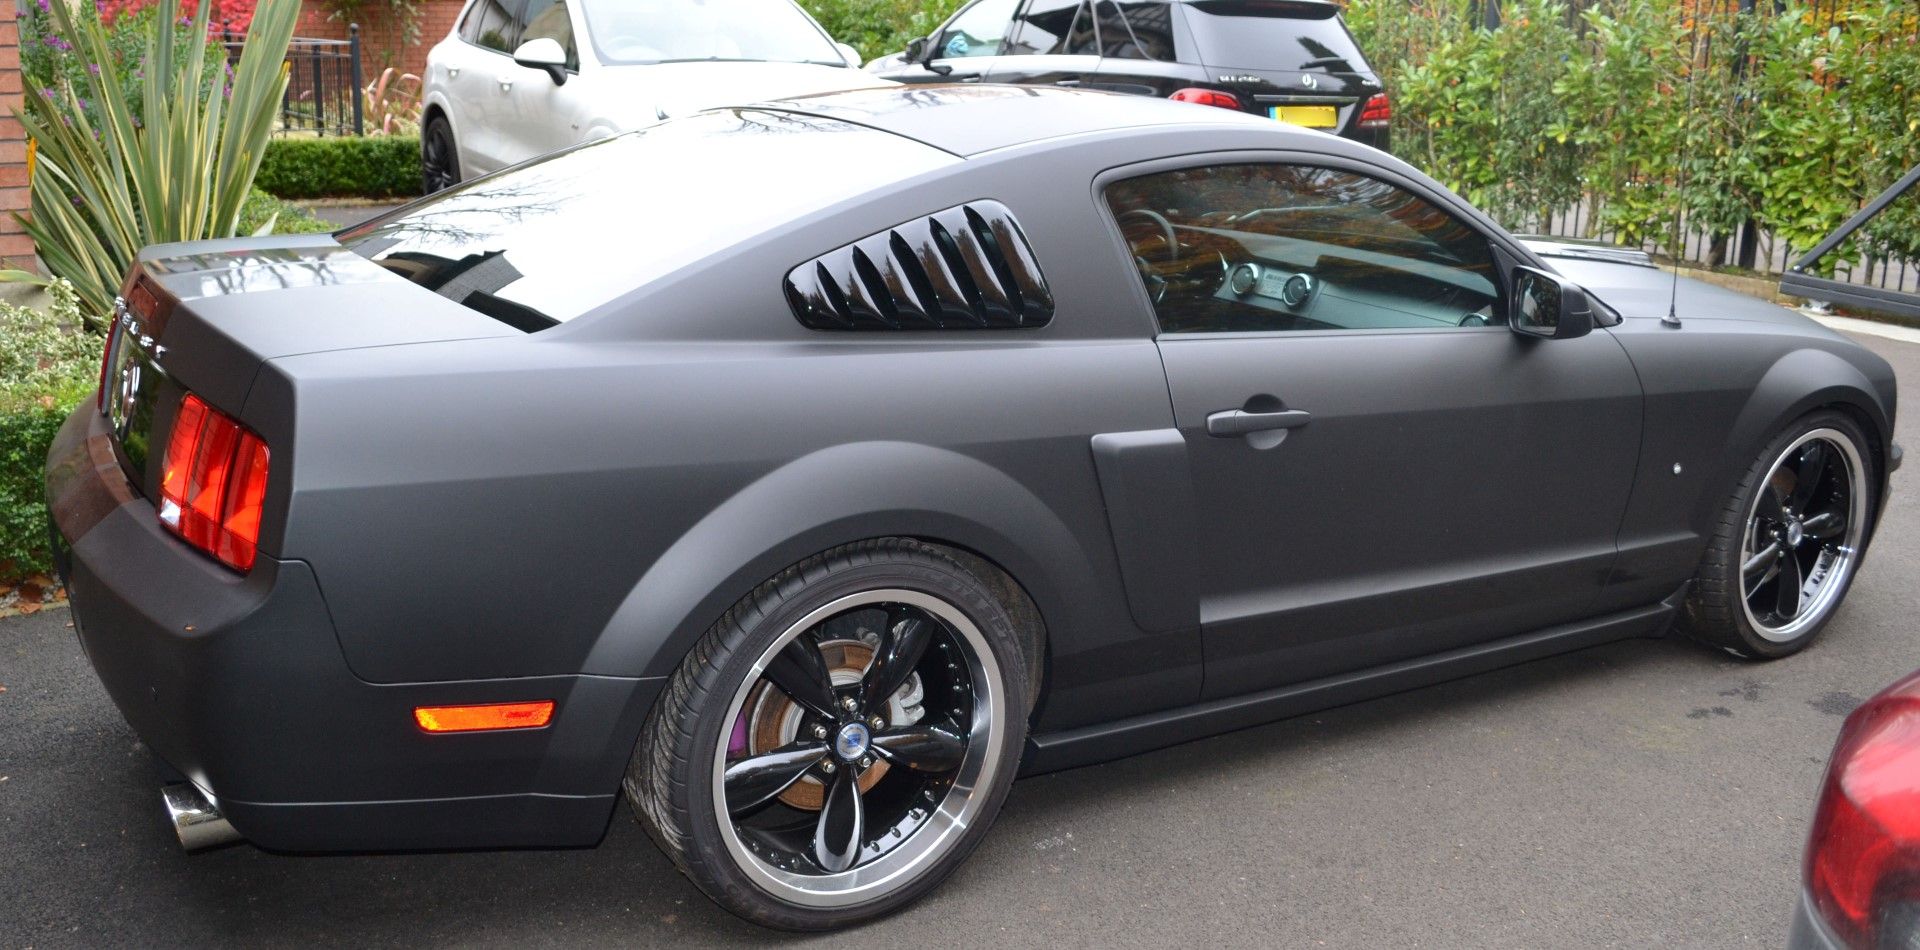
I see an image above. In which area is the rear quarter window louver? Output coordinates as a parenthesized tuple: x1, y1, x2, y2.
(785, 200, 1055, 330)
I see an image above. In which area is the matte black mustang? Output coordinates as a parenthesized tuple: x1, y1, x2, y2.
(48, 85, 1899, 930)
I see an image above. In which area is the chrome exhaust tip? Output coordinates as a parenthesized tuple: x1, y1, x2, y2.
(161, 783, 242, 852)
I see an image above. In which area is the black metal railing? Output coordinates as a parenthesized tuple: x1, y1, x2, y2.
(216, 23, 365, 136)
(1780, 167, 1920, 319)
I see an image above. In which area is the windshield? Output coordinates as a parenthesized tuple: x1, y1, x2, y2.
(1182, 0, 1370, 74)
(582, 0, 842, 65)
(338, 110, 951, 328)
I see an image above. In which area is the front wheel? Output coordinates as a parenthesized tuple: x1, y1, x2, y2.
(625, 539, 1032, 930)
(1682, 410, 1876, 658)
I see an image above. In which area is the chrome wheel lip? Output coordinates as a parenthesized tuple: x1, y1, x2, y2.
(1739, 428, 1868, 643)
(711, 588, 1004, 910)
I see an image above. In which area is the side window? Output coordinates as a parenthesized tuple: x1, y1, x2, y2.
(458, 0, 485, 43)
(517, 0, 579, 68)
(470, 0, 521, 53)
(1006, 0, 1096, 56)
(1096, 2, 1173, 60)
(935, 0, 1020, 59)
(1105, 163, 1503, 334)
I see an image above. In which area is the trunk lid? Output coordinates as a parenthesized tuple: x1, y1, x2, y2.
(103, 234, 517, 497)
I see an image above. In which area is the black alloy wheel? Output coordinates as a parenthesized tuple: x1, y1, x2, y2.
(626, 539, 1032, 930)
(421, 115, 460, 194)
(1684, 411, 1875, 658)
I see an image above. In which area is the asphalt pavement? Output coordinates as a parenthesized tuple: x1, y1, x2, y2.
(5, 330, 1919, 949)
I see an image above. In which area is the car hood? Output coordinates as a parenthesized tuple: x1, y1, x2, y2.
(1545, 257, 1834, 332)
(592, 60, 890, 126)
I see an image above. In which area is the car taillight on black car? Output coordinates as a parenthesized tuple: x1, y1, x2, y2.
(1360, 93, 1391, 128)
(157, 393, 270, 573)
(1806, 671, 1920, 948)
(101, 270, 271, 574)
(1169, 87, 1242, 111)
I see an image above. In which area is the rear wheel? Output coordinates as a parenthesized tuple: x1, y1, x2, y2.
(626, 539, 1032, 930)
(421, 114, 460, 194)
(1683, 411, 1875, 658)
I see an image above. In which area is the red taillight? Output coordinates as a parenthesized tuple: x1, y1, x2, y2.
(1807, 677, 1920, 948)
(1169, 87, 1242, 111)
(1360, 93, 1392, 127)
(158, 393, 271, 573)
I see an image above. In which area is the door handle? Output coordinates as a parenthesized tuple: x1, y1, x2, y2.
(448, 66, 461, 78)
(498, 76, 514, 91)
(1054, 79, 1081, 87)
(1206, 408, 1311, 437)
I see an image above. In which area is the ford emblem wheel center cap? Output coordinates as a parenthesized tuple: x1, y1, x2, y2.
(834, 722, 871, 762)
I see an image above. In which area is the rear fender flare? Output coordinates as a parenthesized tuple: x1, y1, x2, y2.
(581, 441, 1090, 681)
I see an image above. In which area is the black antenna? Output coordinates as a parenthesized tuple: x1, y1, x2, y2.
(1664, 20, 1703, 329)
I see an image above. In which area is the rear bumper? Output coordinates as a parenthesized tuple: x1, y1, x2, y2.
(47, 404, 663, 851)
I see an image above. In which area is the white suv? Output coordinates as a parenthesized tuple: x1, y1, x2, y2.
(422, 0, 885, 189)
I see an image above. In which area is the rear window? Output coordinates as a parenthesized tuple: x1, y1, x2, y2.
(581, 0, 843, 66)
(339, 110, 952, 328)
(1181, 0, 1370, 74)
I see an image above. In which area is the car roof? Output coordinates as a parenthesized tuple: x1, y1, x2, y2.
(748, 84, 1289, 157)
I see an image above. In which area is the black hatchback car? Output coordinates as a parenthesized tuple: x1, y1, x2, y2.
(866, 0, 1390, 151)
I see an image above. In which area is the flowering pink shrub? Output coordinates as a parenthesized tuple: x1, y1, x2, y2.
(98, 0, 259, 32)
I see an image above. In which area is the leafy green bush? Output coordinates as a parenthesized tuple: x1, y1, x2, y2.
(253, 135, 423, 200)
(0, 281, 98, 581)
(1347, 0, 1920, 269)
(238, 188, 337, 235)
(800, 0, 963, 63)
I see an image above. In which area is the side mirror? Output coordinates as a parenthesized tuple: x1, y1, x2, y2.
(834, 41, 862, 67)
(905, 36, 929, 64)
(1509, 266, 1594, 340)
(512, 37, 568, 86)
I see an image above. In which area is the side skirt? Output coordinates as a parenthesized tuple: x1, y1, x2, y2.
(1018, 597, 1677, 776)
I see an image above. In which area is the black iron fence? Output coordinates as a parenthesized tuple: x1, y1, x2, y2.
(216, 23, 365, 137)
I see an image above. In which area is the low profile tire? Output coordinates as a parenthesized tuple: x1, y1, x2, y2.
(1682, 410, 1876, 658)
(421, 114, 460, 194)
(625, 539, 1034, 930)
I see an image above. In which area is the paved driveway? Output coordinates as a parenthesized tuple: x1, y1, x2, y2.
(4, 331, 1917, 949)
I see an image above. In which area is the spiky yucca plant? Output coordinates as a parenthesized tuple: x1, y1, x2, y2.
(3, 0, 299, 326)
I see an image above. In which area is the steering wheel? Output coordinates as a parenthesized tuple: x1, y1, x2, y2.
(1117, 208, 1178, 264)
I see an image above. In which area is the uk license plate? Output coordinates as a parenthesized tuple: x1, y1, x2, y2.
(1270, 105, 1338, 128)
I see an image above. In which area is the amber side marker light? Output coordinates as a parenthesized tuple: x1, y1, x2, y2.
(414, 701, 555, 733)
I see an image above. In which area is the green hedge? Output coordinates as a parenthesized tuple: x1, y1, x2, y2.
(801, 0, 964, 62)
(254, 135, 423, 201)
(1346, 0, 1920, 269)
(0, 282, 97, 583)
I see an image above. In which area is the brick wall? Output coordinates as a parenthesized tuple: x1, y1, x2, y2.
(0, 2, 32, 267)
(295, 0, 463, 81)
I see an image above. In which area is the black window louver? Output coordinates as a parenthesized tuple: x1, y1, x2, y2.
(785, 200, 1055, 330)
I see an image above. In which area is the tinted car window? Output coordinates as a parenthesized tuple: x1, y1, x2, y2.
(470, 0, 520, 52)
(935, 0, 1019, 58)
(457, 0, 486, 43)
(582, 0, 842, 65)
(1007, 0, 1095, 56)
(1182, 0, 1368, 73)
(517, 0, 578, 68)
(1106, 163, 1501, 334)
(1096, 1, 1173, 60)
(340, 110, 955, 328)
